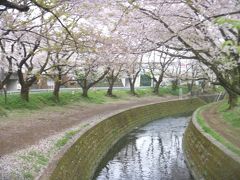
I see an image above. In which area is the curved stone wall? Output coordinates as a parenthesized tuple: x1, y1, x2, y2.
(198, 94, 225, 103)
(43, 98, 205, 180)
(183, 109, 240, 180)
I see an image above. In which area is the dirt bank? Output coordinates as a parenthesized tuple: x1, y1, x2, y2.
(201, 103, 240, 148)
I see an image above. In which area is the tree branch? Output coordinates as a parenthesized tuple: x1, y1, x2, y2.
(0, 0, 29, 12)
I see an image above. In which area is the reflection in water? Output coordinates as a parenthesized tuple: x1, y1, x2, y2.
(94, 116, 193, 180)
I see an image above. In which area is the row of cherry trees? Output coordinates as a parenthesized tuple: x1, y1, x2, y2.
(110, 0, 239, 109)
(1, 0, 238, 108)
(0, 0, 153, 102)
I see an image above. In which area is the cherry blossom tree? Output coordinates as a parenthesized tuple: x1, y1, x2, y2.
(106, 59, 124, 97)
(147, 48, 175, 95)
(75, 53, 110, 97)
(125, 54, 142, 95)
(0, 6, 52, 101)
(126, 0, 240, 108)
(0, 40, 13, 103)
(44, 43, 75, 102)
(74, 27, 111, 97)
(102, 36, 127, 97)
(0, 39, 13, 91)
(0, 0, 83, 101)
(185, 61, 208, 96)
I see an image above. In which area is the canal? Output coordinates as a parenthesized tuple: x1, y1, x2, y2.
(94, 116, 193, 180)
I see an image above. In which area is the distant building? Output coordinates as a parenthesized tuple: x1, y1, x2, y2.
(0, 68, 18, 91)
(120, 71, 153, 88)
(7, 72, 18, 91)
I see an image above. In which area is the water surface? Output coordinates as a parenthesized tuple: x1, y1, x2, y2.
(94, 116, 193, 180)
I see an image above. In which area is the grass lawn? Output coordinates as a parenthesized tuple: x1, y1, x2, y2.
(0, 86, 189, 116)
(0, 87, 188, 109)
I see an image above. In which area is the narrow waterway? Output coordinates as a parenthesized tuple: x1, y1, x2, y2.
(94, 116, 193, 180)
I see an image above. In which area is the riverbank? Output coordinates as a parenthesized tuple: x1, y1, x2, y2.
(41, 98, 204, 180)
(0, 94, 185, 179)
(199, 101, 240, 154)
(183, 100, 240, 180)
(0, 88, 223, 179)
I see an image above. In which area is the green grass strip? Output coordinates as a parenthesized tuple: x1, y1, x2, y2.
(0, 87, 190, 113)
(55, 129, 80, 148)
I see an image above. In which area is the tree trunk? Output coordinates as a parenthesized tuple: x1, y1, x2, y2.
(172, 79, 178, 91)
(107, 76, 117, 97)
(0, 84, 7, 104)
(188, 80, 194, 96)
(20, 85, 30, 101)
(4, 87, 7, 104)
(228, 91, 238, 109)
(153, 81, 161, 95)
(107, 84, 114, 96)
(82, 87, 89, 97)
(151, 73, 163, 95)
(201, 80, 206, 93)
(130, 83, 136, 95)
(53, 81, 61, 102)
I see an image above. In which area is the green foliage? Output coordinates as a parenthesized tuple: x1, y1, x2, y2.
(23, 171, 34, 180)
(212, 85, 225, 93)
(158, 86, 189, 96)
(55, 130, 79, 148)
(215, 17, 240, 29)
(135, 88, 153, 96)
(196, 107, 240, 155)
(169, 79, 180, 90)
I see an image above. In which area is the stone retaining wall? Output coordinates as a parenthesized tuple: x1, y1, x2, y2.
(198, 94, 225, 103)
(183, 110, 240, 180)
(45, 98, 205, 180)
